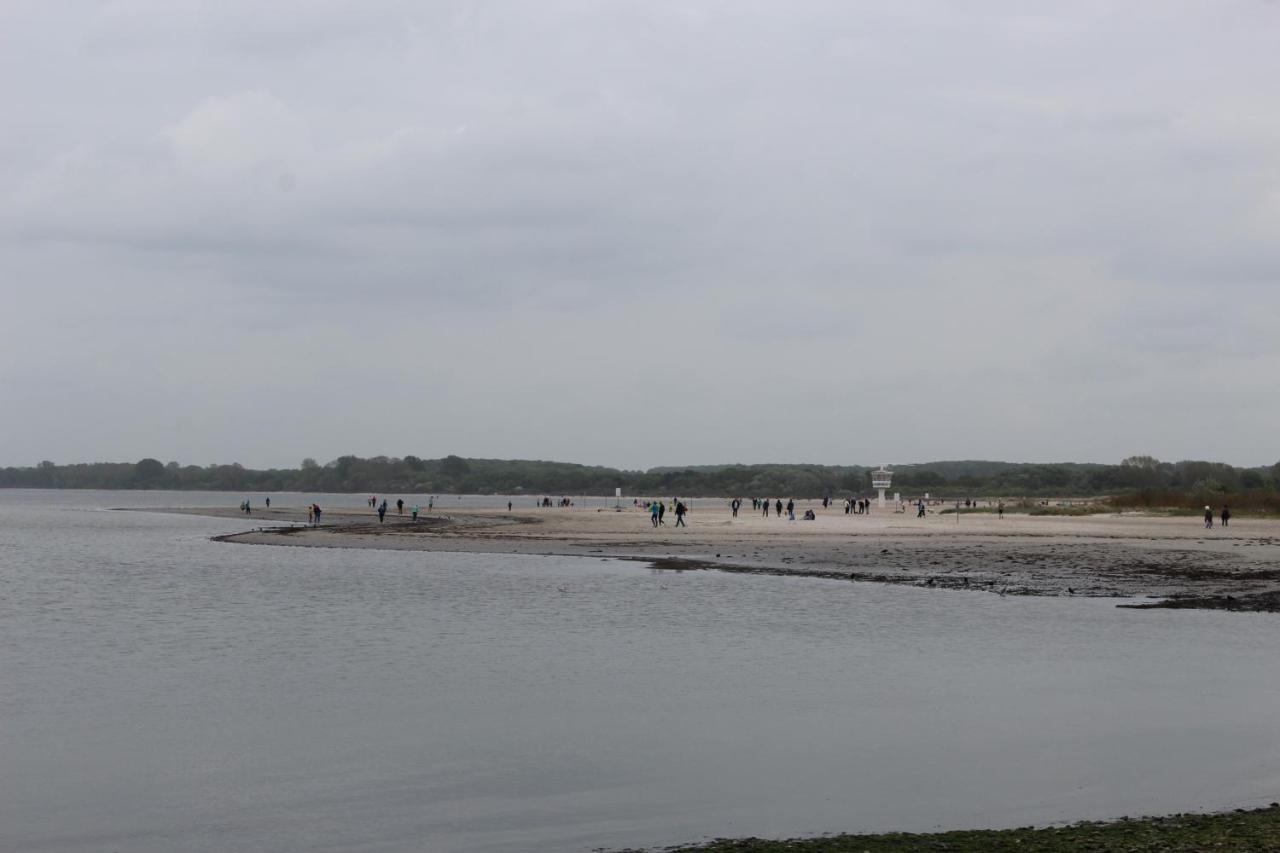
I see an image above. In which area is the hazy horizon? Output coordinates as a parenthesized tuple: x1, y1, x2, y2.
(3, 452, 1274, 473)
(4, 2, 1278, 470)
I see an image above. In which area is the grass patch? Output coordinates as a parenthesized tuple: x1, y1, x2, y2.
(1126, 507, 1280, 519)
(937, 505, 1101, 517)
(1109, 489, 1280, 515)
(611, 804, 1280, 852)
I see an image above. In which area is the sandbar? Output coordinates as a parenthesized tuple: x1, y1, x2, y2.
(129, 503, 1280, 612)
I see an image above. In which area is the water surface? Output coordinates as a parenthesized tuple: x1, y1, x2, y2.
(2, 490, 1279, 852)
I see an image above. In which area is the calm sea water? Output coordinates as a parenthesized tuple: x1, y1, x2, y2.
(2, 490, 1279, 853)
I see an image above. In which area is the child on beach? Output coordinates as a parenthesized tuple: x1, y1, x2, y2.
(1204, 506, 1214, 529)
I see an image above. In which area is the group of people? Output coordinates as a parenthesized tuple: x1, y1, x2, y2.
(240, 495, 1245, 536)
(748, 498, 798, 520)
(748, 496, 873, 517)
(366, 495, 434, 518)
(649, 496, 859, 525)
(1205, 504, 1231, 528)
(746, 497, 869, 521)
(647, 499, 689, 527)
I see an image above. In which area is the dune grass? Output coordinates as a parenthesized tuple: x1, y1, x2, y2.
(937, 504, 1101, 516)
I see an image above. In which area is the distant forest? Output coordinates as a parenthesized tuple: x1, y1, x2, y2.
(2, 454, 1279, 502)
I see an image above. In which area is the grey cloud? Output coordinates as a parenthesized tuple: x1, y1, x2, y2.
(3, 1, 1280, 469)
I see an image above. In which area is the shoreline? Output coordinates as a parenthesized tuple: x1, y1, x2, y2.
(128, 504, 1280, 612)
(609, 804, 1280, 852)
(114, 503, 1280, 850)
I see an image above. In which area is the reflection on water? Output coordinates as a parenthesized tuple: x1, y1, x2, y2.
(2, 491, 1279, 853)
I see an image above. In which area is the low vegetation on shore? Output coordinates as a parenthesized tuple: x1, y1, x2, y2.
(939, 503, 1102, 516)
(614, 805, 1280, 852)
(5, 454, 1280, 508)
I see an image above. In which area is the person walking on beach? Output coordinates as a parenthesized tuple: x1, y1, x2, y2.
(378, 501, 387, 523)
(508, 501, 513, 512)
(776, 499, 784, 518)
(658, 501, 666, 525)
(412, 505, 420, 521)
(396, 498, 404, 516)
(1204, 506, 1214, 529)
(786, 499, 795, 522)
(312, 504, 322, 525)
(997, 500, 1004, 519)
(674, 500, 687, 527)
(265, 497, 270, 508)
(1222, 505, 1231, 527)
(731, 498, 740, 518)
(762, 499, 770, 518)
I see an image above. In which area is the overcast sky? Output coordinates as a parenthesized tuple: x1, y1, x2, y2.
(2, 1, 1278, 470)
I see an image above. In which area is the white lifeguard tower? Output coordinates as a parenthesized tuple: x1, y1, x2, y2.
(871, 464, 893, 509)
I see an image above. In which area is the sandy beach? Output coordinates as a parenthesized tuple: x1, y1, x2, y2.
(137, 503, 1280, 612)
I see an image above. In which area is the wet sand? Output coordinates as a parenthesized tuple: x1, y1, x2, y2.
(129, 503, 1280, 613)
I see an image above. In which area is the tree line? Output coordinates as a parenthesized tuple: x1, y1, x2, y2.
(2, 454, 1279, 502)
